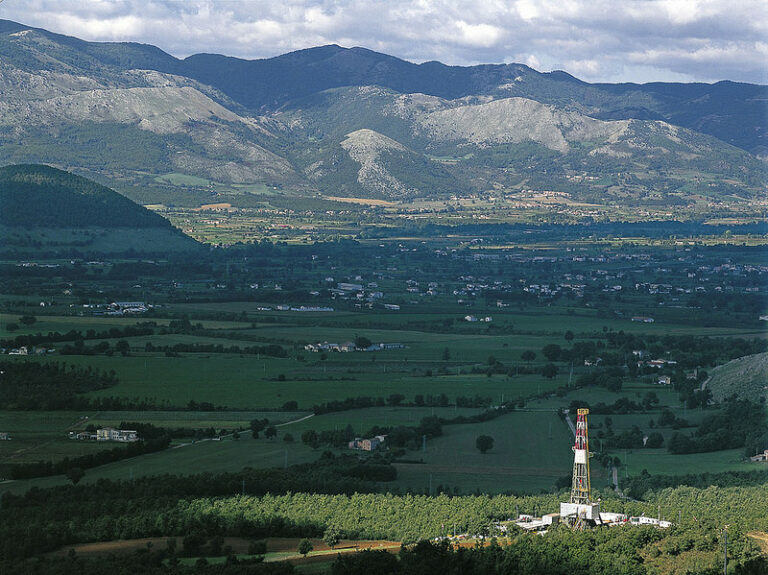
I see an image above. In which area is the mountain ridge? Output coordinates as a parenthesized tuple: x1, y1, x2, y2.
(0, 19, 763, 153)
(0, 19, 764, 209)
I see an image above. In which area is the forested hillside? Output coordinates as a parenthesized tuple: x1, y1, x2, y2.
(0, 164, 172, 228)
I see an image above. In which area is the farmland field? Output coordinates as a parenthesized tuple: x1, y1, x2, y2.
(1, 235, 766, 504)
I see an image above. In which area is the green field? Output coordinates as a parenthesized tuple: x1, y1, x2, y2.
(392, 410, 577, 494)
(2, 239, 766, 503)
(0, 409, 305, 467)
(0, 412, 100, 465)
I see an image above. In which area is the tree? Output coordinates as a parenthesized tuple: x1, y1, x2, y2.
(250, 418, 268, 439)
(18, 315, 36, 326)
(387, 393, 405, 407)
(642, 392, 660, 411)
(542, 344, 562, 362)
(476, 435, 494, 454)
(541, 363, 558, 379)
(265, 426, 277, 440)
(646, 432, 665, 448)
(323, 525, 341, 549)
(283, 433, 294, 443)
(115, 340, 130, 356)
(301, 429, 319, 448)
(521, 350, 536, 362)
(65, 467, 84, 485)
(298, 538, 313, 556)
(564, 330, 575, 343)
(354, 336, 372, 350)
(5, 322, 19, 332)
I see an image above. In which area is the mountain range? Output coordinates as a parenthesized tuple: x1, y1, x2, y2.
(0, 19, 765, 210)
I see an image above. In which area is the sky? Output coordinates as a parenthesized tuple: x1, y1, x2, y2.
(1, 0, 766, 84)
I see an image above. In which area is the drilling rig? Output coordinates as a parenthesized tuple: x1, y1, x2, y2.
(560, 408, 602, 527)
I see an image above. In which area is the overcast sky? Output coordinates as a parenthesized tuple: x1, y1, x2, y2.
(1, 0, 766, 84)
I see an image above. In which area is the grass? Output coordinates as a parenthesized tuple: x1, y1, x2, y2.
(0, 409, 306, 468)
(615, 447, 755, 478)
(0, 411, 106, 465)
(392, 410, 577, 495)
(0, 350, 567, 410)
(155, 173, 212, 187)
(0, 313, 253, 339)
(83, 410, 305, 430)
(1, 295, 764, 496)
(0, 433, 319, 495)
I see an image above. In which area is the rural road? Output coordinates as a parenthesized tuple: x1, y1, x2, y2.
(276, 413, 315, 427)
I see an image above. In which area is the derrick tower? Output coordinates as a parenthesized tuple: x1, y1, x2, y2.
(570, 408, 592, 504)
(560, 408, 601, 525)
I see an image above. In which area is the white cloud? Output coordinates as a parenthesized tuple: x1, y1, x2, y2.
(0, 0, 764, 83)
(525, 54, 541, 69)
(454, 21, 503, 48)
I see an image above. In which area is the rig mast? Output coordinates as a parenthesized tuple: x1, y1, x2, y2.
(570, 408, 592, 504)
(560, 408, 601, 526)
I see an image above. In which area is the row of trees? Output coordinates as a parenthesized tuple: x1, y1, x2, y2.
(0, 360, 118, 410)
(6, 435, 171, 480)
(667, 397, 767, 454)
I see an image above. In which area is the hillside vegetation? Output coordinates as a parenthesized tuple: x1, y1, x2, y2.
(707, 352, 768, 402)
(0, 164, 171, 228)
(0, 164, 200, 254)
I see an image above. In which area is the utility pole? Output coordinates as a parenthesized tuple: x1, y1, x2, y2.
(723, 525, 728, 575)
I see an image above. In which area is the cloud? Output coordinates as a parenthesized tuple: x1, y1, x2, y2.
(0, 0, 765, 83)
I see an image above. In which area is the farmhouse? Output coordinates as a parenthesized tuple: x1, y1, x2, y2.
(337, 282, 363, 292)
(349, 435, 386, 451)
(0, 432, 11, 441)
(108, 301, 148, 315)
(750, 450, 768, 462)
(96, 428, 139, 442)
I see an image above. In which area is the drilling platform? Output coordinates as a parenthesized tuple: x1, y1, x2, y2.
(559, 408, 602, 526)
(510, 407, 673, 532)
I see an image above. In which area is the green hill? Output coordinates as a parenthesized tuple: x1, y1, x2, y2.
(0, 164, 173, 228)
(0, 164, 199, 254)
(706, 352, 768, 402)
